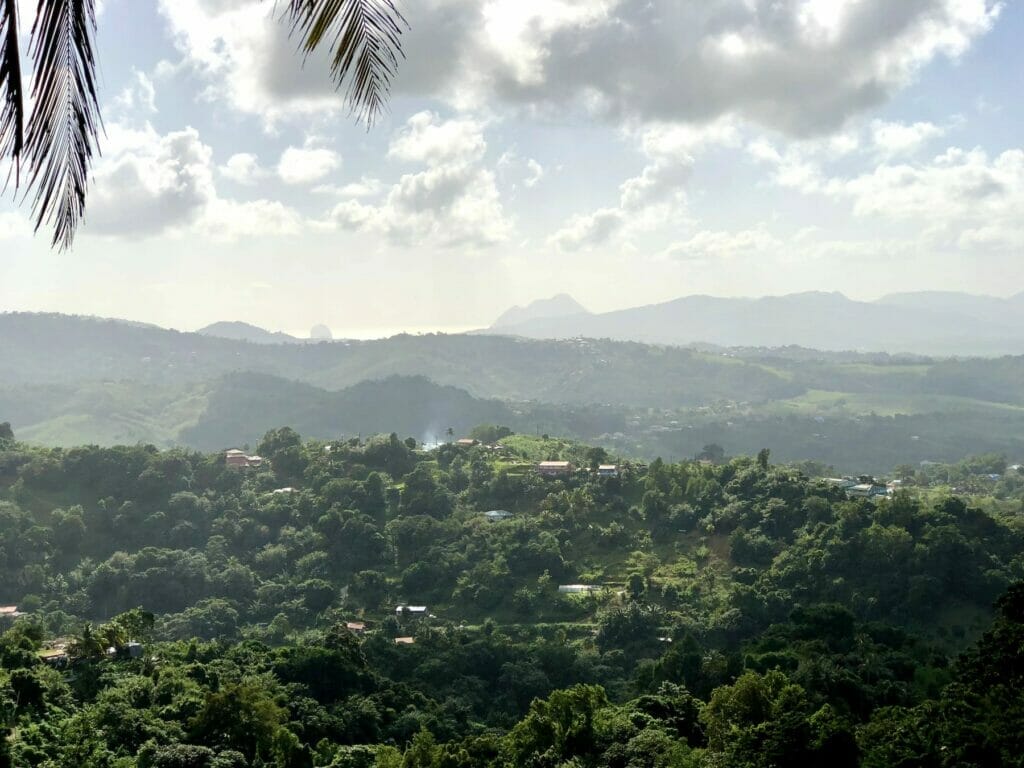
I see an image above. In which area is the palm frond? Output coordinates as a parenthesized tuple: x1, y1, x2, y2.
(0, 0, 25, 185)
(25, 0, 102, 250)
(283, 0, 408, 126)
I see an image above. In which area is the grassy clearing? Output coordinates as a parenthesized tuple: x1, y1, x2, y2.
(769, 389, 1024, 417)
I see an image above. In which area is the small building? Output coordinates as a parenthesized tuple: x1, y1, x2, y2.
(38, 649, 68, 665)
(345, 621, 367, 635)
(394, 636, 416, 645)
(0, 605, 23, 618)
(226, 449, 264, 469)
(824, 478, 857, 490)
(483, 510, 513, 522)
(886, 480, 905, 495)
(126, 642, 144, 659)
(597, 464, 619, 478)
(395, 605, 428, 618)
(455, 438, 479, 447)
(847, 483, 888, 499)
(538, 461, 573, 477)
(558, 584, 598, 594)
(272, 487, 296, 494)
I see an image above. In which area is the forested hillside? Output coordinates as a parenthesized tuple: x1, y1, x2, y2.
(5, 313, 1024, 472)
(1, 427, 1023, 766)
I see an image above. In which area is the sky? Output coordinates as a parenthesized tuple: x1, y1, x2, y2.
(1, 0, 1023, 338)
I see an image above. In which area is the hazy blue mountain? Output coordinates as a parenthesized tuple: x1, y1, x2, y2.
(492, 293, 590, 328)
(197, 321, 303, 344)
(877, 291, 1024, 325)
(484, 291, 1024, 355)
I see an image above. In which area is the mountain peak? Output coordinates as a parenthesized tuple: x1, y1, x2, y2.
(492, 294, 589, 328)
(197, 321, 301, 345)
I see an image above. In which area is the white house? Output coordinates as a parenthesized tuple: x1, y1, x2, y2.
(558, 584, 598, 594)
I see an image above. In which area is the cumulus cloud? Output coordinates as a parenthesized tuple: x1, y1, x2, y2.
(157, 0, 1000, 135)
(663, 228, 782, 261)
(870, 120, 947, 158)
(313, 178, 385, 198)
(87, 126, 217, 237)
(113, 70, 158, 115)
(388, 111, 487, 166)
(548, 208, 625, 252)
(0, 212, 32, 240)
(486, 0, 1000, 134)
(84, 123, 303, 241)
(278, 147, 342, 185)
(327, 112, 512, 247)
(198, 198, 303, 240)
(523, 159, 545, 188)
(550, 119, 738, 250)
(749, 134, 1024, 254)
(219, 153, 266, 185)
(838, 147, 1024, 250)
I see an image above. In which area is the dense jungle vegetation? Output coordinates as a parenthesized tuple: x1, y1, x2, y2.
(1, 422, 1023, 767)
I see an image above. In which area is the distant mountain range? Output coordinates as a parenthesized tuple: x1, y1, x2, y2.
(482, 291, 1024, 355)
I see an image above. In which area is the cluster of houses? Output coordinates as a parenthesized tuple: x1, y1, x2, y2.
(453, 438, 509, 454)
(536, 461, 619, 478)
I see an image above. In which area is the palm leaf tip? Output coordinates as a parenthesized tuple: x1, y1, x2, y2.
(285, 0, 408, 126)
(25, 0, 103, 250)
(0, 0, 25, 186)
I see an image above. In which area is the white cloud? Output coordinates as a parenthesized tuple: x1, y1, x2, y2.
(456, 0, 999, 134)
(749, 134, 1024, 255)
(220, 153, 266, 185)
(157, 0, 1000, 137)
(278, 147, 342, 185)
(388, 111, 487, 167)
(84, 123, 303, 241)
(837, 147, 1024, 250)
(88, 126, 216, 237)
(0, 212, 32, 240)
(198, 198, 303, 240)
(548, 208, 624, 252)
(327, 112, 512, 247)
(113, 70, 157, 115)
(663, 228, 782, 261)
(523, 159, 545, 188)
(550, 118, 739, 250)
(870, 119, 946, 158)
(314, 177, 385, 198)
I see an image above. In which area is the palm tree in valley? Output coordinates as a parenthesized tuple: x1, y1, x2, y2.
(1, 0, 406, 249)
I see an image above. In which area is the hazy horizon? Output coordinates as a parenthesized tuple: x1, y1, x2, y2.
(6, 284, 1024, 342)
